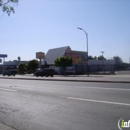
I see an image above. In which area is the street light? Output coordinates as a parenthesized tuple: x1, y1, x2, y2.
(77, 27, 89, 76)
(101, 51, 104, 57)
(101, 51, 105, 73)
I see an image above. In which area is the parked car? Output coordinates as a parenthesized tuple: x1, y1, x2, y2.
(33, 70, 41, 76)
(27, 70, 35, 74)
(3, 70, 16, 76)
(125, 67, 130, 70)
(35, 68, 55, 77)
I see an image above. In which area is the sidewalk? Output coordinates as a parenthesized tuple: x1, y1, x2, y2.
(0, 74, 130, 83)
(0, 122, 16, 130)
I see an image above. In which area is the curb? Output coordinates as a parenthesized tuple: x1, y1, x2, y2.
(0, 77, 130, 84)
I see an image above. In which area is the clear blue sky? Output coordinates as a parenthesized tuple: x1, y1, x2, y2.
(0, 0, 130, 63)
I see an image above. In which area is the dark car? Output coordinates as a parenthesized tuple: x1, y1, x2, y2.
(3, 70, 16, 76)
(27, 70, 35, 74)
(33, 70, 41, 76)
(35, 68, 55, 77)
(126, 67, 130, 70)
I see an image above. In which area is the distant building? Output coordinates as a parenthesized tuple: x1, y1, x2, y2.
(0, 60, 28, 74)
(45, 46, 88, 66)
(44, 46, 115, 74)
(3, 61, 28, 68)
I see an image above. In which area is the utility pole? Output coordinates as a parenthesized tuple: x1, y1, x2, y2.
(101, 51, 105, 73)
(77, 27, 89, 76)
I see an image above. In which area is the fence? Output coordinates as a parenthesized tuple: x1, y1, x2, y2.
(50, 64, 115, 75)
(75, 64, 115, 74)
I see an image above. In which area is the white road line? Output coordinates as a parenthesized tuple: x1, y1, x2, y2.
(74, 86, 130, 91)
(35, 83, 130, 91)
(43, 84, 130, 91)
(67, 97, 130, 106)
(0, 88, 17, 92)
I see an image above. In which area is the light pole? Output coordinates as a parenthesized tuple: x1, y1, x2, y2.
(77, 27, 89, 76)
(101, 51, 105, 72)
(101, 51, 104, 57)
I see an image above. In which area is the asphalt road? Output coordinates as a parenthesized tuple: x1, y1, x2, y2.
(1, 74, 130, 83)
(0, 79, 130, 130)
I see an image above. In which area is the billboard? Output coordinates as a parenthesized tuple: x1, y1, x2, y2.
(0, 54, 7, 58)
(36, 52, 45, 59)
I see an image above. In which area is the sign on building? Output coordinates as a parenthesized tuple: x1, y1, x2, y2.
(0, 54, 7, 58)
(65, 52, 79, 64)
(72, 57, 79, 64)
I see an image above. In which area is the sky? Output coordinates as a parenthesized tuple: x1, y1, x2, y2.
(0, 0, 130, 63)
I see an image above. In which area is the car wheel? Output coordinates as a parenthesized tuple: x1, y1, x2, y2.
(51, 75, 53, 77)
(13, 75, 15, 76)
(3, 74, 5, 76)
(46, 75, 48, 77)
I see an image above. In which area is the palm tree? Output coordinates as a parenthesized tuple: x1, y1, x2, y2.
(17, 56, 21, 61)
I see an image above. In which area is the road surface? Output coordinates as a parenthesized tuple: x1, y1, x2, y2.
(0, 79, 130, 130)
(1, 74, 130, 83)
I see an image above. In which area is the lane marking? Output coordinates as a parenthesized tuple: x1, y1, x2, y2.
(0, 88, 17, 92)
(67, 97, 130, 106)
(32, 82, 130, 91)
(73, 86, 130, 91)
(41, 84, 130, 91)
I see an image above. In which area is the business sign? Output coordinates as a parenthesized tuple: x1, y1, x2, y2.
(0, 59, 2, 63)
(65, 52, 79, 58)
(72, 57, 79, 64)
(36, 52, 45, 59)
(0, 54, 7, 58)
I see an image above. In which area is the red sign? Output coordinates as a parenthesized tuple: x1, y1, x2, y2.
(65, 53, 79, 58)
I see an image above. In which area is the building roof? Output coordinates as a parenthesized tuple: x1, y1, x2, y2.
(45, 46, 71, 65)
(3, 61, 28, 66)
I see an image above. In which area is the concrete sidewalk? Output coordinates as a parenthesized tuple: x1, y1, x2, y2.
(0, 74, 130, 83)
(0, 122, 16, 130)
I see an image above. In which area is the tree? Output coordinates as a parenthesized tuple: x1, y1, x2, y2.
(0, 0, 18, 16)
(94, 56, 97, 60)
(113, 56, 123, 65)
(88, 55, 94, 60)
(27, 59, 39, 71)
(17, 56, 21, 61)
(18, 62, 27, 74)
(98, 55, 106, 60)
(55, 56, 72, 69)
